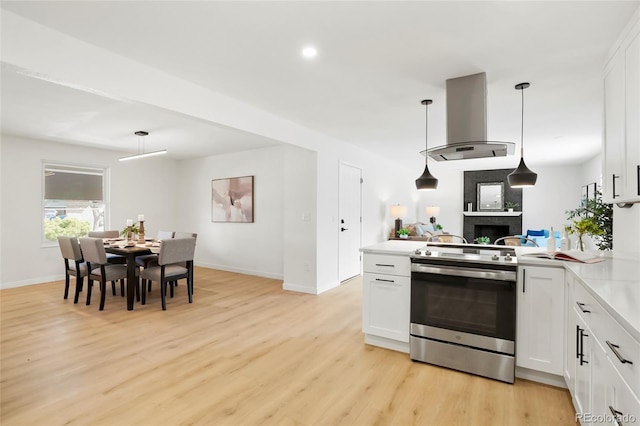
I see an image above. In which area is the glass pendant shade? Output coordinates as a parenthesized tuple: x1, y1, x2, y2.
(507, 157, 537, 187)
(415, 99, 438, 191)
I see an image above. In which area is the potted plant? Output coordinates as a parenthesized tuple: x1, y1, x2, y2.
(475, 236, 491, 245)
(567, 217, 604, 251)
(505, 201, 519, 212)
(566, 188, 612, 251)
(434, 223, 443, 231)
(397, 228, 410, 239)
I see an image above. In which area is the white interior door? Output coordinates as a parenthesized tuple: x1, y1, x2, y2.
(339, 162, 362, 282)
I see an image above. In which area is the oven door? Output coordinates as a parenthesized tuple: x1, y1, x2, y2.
(410, 263, 516, 342)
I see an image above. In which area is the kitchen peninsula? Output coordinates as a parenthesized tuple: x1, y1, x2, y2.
(361, 240, 640, 421)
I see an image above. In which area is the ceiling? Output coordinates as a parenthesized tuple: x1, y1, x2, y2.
(2, 1, 638, 165)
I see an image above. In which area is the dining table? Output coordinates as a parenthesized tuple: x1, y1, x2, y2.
(105, 243, 157, 310)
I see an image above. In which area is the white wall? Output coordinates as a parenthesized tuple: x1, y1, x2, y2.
(175, 145, 286, 280)
(0, 135, 178, 288)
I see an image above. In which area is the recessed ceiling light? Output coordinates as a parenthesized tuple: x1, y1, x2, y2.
(301, 46, 318, 59)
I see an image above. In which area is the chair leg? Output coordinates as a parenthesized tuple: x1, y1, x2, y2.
(135, 279, 140, 302)
(160, 281, 167, 310)
(148, 280, 152, 292)
(74, 275, 84, 304)
(170, 281, 175, 298)
(86, 279, 94, 305)
(141, 280, 147, 305)
(120, 280, 125, 297)
(100, 279, 107, 311)
(64, 273, 70, 299)
(111, 281, 117, 296)
(187, 278, 193, 304)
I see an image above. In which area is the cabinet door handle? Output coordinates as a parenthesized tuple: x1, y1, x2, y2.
(579, 328, 588, 366)
(609, 406, 624, 426)
(606, 341, 633, 365)
(613, 174, 620, 198)
(576, 325, 581, 359)
(375, 263, 395, 268)
(576, 302, 591, 313)
(637, 165, 639, 196)
(522, 269, 526, 293)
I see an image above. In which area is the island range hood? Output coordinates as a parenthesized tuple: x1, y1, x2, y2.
(426, 72, 515, 161)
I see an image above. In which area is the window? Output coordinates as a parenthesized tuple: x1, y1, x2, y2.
(42, 162, 108, 243)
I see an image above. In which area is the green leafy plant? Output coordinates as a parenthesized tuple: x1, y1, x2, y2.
(475, 236, 491, 245)
(121, 223, 140, 237)
(505, 201, 519, 210)
(397, 228, 410, 237)
(566, 188, 612, 251)
(434, 223, 443, 231)
(44, 217, 91, 241)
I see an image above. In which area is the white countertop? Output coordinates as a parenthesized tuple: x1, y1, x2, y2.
(564, 257, 640, 342)
(360, 241, 640, 342)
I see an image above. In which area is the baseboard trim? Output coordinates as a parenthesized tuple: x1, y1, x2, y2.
(1, 274, 64, 289)
(282, 282, 319, 294)
(364, 334, 410, 353)
(195, 262, 283, 281)
(516, 366, 567, 388)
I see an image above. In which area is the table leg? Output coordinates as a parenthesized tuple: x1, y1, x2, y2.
(126, 255, 137, 310)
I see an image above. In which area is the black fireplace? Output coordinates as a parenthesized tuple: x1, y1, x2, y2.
(474, 225, 510, 244)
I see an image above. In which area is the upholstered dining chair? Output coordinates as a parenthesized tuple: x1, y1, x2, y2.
(88, 230, 126, 264)
(494, 236, 540, 247)
(137, 230, 175, 293)
(57, 236, 88, 304)
(140, 237, 196, 310)
(425, 234, 468, 244)
(170, 232, 197, 295)
(79, 237, 130, 311)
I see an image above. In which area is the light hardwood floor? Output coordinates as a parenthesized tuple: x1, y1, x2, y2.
(1, 267, 577, 425)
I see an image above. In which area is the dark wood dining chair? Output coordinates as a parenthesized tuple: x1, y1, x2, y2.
(79, 237, 129, 311)
(57, 236, 88, 304)
(140, 237, 196, 310)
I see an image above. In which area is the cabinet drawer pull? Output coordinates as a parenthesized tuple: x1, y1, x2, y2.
(375, 263, 395, 268)
(637, 165, 639, 196)
(576, 302, 591, 313)
(375, 278, 395, 283)
(609, 406, 624, 426)
(606, 341, 633, 365)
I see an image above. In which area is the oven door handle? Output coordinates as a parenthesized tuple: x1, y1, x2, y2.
(411, 264, 516, 282)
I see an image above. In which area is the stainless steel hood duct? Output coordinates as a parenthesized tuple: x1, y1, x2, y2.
(426, 72, 515, 161)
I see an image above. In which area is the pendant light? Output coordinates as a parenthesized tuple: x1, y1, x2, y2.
(508, 83, 537, 187)
(119, 131, 167, 161)
(415, 99, 438, 191)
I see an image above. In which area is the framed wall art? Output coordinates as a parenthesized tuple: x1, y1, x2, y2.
(211, 175, 254, 223)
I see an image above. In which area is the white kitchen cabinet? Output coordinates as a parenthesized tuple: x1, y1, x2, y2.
(362, 253, 411, 351)
(516, 265, 565, 375)
(567, 268, 640, 425)
(565, 273, 577, 395)
(574, 311, 593, 423)
(603, 16, 640, 204)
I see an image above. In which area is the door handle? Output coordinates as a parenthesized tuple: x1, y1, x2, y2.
(341, 227, 348, 232)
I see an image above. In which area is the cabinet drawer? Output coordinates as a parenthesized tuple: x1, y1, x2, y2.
(363, 253, 410, 276)
(574, 281, 640, 397)
(599, 310, 640, 398)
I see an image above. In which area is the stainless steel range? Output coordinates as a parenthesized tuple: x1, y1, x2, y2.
(409, 245, 517, 383)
